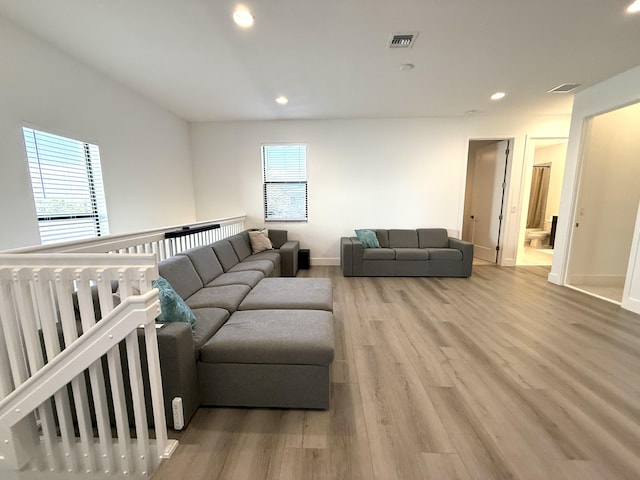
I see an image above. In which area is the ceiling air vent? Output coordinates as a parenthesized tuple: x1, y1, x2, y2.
(548, 83, 582, 93)
(388, 32, 419, 49)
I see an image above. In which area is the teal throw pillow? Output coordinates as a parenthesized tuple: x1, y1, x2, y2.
(152, 276, 196, 325)
(355, 229, 380, 248)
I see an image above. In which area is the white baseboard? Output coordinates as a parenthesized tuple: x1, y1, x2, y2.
(547, 271, 561, 285)
(311, 258, 340, 266)
(567, 274, 626, 287)
(622, 295, 640, 314)
(501, 257, 516, 266)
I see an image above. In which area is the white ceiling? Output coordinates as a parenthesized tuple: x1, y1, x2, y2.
(1, 0, 639, 122)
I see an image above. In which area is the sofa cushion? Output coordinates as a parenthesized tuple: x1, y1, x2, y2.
(354, 229, 380, 248)
(362, 248, 396, 260)
(199, 309, 335, 366)
(248, 230, 273, 254)
(239, 278, 333, 311)
(185, 284, 251, 312)
(375, 230, 389, 248)
(427, 248, 463, 261)
(153, 276, 196, 325)
(191, 307, 230, 359)
(228, 232, 253, 261)
(206, 270, 265, 288)
(388, 229, 419, 248)
(180, 246, 224, 285)
(395, 248, 429, 261)
(246, 250, 281, 267)
(229, 259, 274, 277)
(212, 240, 240, 271)
(418, 228, 450, 248)
(158, 255, 203, 300)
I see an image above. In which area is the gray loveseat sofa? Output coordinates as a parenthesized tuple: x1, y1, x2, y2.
(340, 228, 473, 277)
(151, 229, 334, 429)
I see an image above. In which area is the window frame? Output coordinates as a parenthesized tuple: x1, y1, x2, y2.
(261, 143, 308, 222)
(22, 126, 109, 244)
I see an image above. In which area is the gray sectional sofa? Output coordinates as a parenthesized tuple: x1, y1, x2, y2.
(150, 229, 334, 429)
(340, 228, 473, 277)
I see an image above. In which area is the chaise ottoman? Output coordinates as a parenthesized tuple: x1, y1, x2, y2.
(238, 277, 333, 312)
(197, 309, 335, 409)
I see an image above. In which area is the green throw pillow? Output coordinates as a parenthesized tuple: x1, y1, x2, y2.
(355, 229, 380, 248)
(152, 276, 196, 325)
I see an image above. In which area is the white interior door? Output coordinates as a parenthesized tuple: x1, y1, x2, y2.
(470, 140, 510, 263)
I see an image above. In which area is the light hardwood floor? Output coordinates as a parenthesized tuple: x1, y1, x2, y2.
(519, 246, 554, 266)
(152, 265, 640, 480)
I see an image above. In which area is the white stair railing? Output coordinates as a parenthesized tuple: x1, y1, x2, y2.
(0, 254, 177, 477)
(6, 215, 246, 259)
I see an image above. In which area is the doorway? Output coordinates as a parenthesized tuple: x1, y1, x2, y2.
(517, 139, 567, 266)
(566, 101, 640, 303)
(462, 139, 513, 264)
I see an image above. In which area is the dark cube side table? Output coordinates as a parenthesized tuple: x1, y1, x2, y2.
(298, 249, 310, 269)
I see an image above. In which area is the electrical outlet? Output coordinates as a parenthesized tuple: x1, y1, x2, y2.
(172, 397, 184, 430)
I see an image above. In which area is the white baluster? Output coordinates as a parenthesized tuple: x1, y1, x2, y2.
(97, 268, 132, 475)
(12, 268, 57, 471)
(75, 270, 115, 474)
(55, 269, 97, 474)
(32, 268, 79, 473)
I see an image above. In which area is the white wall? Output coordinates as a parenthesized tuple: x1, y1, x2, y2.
(190, 115, 570, 264)
(0, 15, 197, 250)
(550, 64, 640, 313)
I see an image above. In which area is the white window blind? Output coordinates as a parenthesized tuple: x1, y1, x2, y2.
(23, 127, 109, 244)
(262, 144, 308, 222)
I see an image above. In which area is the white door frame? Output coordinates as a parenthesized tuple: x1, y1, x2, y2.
(515, 136, 568, 265)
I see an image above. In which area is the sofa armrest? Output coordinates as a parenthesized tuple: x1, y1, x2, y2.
(449, 237, 474, 276)
(142, 322, 199, 429)
(340, 237, 353, 276)
(341, 237, 364, 276)
(449, 237, 473, 255)
(278, 240, 300, 277)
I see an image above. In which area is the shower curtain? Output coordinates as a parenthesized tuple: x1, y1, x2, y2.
(527, 166, 550, 229)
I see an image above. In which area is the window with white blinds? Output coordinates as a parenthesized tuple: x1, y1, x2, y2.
(262, 144, 308, 222)
(23, 127, 109, 244)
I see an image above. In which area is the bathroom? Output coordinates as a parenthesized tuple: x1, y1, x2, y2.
(519, 139, 567, 265)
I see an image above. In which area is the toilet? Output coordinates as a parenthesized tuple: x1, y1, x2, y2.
(527, 230, 549, 247)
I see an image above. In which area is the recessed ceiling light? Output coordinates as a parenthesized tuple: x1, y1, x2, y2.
(233, 7, 254, 27)
(627, 1, 640, 13)
(275, 96, 288, 105)
(491, 92, 506, 100)
(399, 63, 415, 71)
